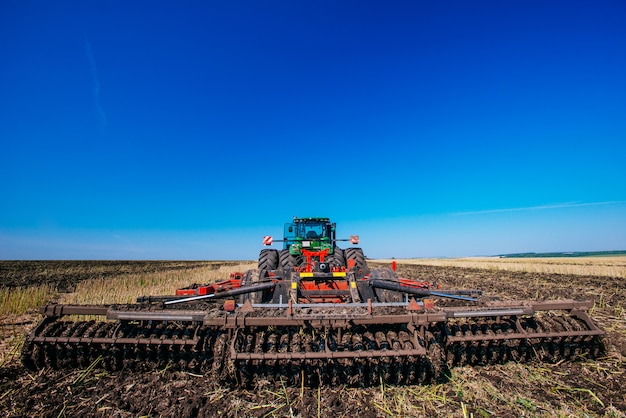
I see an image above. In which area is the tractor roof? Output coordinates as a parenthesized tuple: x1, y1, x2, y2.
(293, 217, 330, 223)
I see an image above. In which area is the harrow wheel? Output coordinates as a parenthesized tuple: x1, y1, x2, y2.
(238, 269, 270, 304)
(369, 268, 403, 302)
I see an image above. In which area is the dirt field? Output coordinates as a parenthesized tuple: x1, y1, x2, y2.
(1, 260, 624, 417)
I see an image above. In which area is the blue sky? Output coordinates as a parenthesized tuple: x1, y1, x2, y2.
(1, 0, 625, 259)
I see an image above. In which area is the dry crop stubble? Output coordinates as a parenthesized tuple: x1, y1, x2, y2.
(1, 258, 625, 417)
(62, 261, 256, 305)
(376, 256, 626, 278)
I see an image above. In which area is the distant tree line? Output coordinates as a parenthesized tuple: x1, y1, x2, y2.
(498, 250, 626, 258)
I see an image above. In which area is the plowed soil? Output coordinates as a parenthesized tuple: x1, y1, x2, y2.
(1, 261, 625, 417)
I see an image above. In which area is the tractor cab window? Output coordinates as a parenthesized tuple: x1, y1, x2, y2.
(299, 223, 327, 239)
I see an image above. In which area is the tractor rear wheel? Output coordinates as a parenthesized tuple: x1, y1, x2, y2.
(279, 249, 302, 271)
(329, 247, 346, 268)
(345, 247, 369, 277)
(258, 249, 279, 270)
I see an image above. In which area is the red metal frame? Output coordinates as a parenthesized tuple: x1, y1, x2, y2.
(300, 249, 328, 272)
(175, 263, 438, 301)
(299, 278, 349, 303)
(176, 272, 244, 296)
(397, 277, 438, 289)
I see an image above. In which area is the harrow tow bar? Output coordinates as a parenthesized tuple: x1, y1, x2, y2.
(427, 291, 478, 302)
(370, 279, 478, 301)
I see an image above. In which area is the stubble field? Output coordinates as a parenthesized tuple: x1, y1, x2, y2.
(1, 258, 625, 417)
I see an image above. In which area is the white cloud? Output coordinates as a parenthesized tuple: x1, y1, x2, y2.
(453, 201, 626, 216)
(84, 37, 107, 131)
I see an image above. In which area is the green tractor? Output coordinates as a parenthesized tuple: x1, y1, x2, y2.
(259, 217, 367, 273)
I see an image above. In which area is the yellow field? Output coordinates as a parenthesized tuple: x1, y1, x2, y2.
(62, 262, 257, 305)
(375, 256, 626, 278)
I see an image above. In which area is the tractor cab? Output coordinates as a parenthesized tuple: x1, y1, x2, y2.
(284, 217, 335, 256)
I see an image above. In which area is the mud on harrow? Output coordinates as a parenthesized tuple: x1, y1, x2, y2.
(22, 263, 604, 387)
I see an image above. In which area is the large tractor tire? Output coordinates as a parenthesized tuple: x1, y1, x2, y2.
(279, 249, 302, 271)
(258, 249, 279, 270)
(327, 247, 346, 268)
(345, 247, 369, 277)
